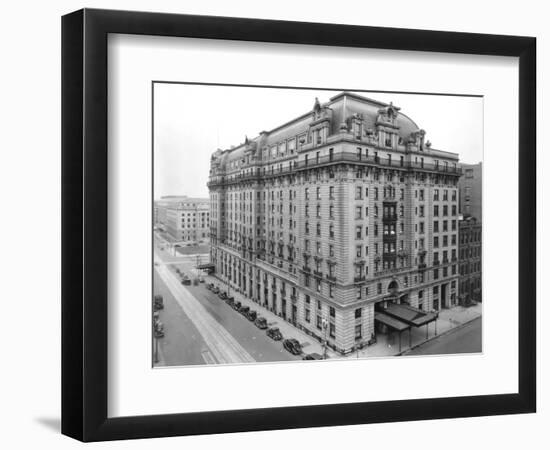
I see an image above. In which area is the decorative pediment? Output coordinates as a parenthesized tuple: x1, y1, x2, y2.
(377, 102, 401, 125)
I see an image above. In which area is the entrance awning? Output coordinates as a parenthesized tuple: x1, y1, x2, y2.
(375, 312, 410, 332)
(197, 263, 215, 270)
(384, 303, 438, 327)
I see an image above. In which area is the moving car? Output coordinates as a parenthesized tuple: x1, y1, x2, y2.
(246, 310, 257, 321)
(153, 294, 164, 310)
(283, 338, 303, 355)
(266, 327, 283, 341)
(254, 317, 268, 329)
(302, 353, 323, 360)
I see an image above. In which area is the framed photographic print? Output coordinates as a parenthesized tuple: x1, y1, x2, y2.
(61, 8, 536, 442)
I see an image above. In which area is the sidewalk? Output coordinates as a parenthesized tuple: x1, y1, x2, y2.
(170, 256, 481, 360)
(208, 276, 339, 359)
(353, 303, 482, 358)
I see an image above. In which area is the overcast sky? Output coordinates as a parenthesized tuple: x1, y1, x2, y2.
(153, 84, 483, 199)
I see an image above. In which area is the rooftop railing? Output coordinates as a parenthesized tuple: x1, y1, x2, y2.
(208, 151, 462, 186)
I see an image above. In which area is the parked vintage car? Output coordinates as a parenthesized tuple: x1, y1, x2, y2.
(225, 296, 235, 307)
(266, 327, 283, 341)
(238, 305, 250, 316)
(219, 291, 228, 300)
(212, 286, 220, 294)
(231, 301, 242, 311)
(154, 321, 165, 338)
(302, 353, 323, 361)
(283, 338, 303, 355)
(246, 310, 257, 321)
(181, 275, 191, 285)
(254, 317, 268, 329)
(206, 283, 214, 291)
(153, 294, 164, 310)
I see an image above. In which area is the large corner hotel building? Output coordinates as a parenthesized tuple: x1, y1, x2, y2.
(208, 92, 461, 354)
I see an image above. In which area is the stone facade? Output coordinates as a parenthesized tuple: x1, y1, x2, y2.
(155, 196, 210, 243)
(458, 217, 482, 305)
(208, 92, 461, 354)
(458, 162, 482, 221)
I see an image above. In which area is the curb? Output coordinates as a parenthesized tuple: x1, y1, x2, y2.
(397, 315, 481, 356)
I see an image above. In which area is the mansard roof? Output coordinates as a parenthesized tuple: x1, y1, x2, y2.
(214, 91, 423, 167)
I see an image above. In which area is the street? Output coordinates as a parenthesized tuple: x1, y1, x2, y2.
(404, 316, 482, 356)
(153, 233, 482, 365)
(153, 236, 300, 366)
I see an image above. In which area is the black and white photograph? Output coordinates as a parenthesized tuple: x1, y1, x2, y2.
(152, 84, 483, 367)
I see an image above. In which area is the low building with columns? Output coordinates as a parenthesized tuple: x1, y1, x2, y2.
(208, 92, 461, 354)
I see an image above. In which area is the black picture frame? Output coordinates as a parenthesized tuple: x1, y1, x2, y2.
(61, 8, 536, 442)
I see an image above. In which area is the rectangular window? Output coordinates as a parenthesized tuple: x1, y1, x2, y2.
(355, 308, 362, 319)
(356, 226, 362, 239)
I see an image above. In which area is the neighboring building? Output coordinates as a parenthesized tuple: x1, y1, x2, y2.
(208, 92, 461, 354)
(155, 196, 210, 243)
(458, 217, 482, 304)
(458, 162, 482, 221)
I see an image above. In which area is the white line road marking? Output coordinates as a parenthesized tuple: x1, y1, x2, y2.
(201, 350, 217, 365)
(155, 253, 255, 365)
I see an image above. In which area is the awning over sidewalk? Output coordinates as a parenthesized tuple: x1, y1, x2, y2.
(197, 263, 215, 271)
(375, 312, 410, 332)
(384, 303, 438, 327)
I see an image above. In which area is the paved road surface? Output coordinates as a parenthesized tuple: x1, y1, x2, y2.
(153, 270, 214, 366)
(404, 316, 482, 356)
(153, 242, 299, 366)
